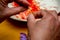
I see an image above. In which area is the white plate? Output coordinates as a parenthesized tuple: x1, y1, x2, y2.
(8, 0, 60, 22)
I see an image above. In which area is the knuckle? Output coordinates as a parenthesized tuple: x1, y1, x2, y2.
(50, 10, 57, 13)
(48, 15, 55, 20)
(51, 10, 57, 15)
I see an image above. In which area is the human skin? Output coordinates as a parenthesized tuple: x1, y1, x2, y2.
(0, 0, 30, 23)
(27, 10, 60, 40)
(0, 0, 60, 40)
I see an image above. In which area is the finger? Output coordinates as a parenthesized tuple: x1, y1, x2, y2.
(48, 10, 58, 19)
(0, 0, 13, 5)
(58, 16, 60, 22)
(27, 13, 35, 29)
(15, 0, 30, 8)
(32, 10, 51, 19)
(40, 10, 51, 19)
(58, 12, 60, 22)
(48, 10, 59, 29)
(3, 7, 26, 16)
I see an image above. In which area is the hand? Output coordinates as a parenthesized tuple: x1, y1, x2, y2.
(0, 0, 30, 23)
(27, 10, 59, 40)
(55, 12, 60, 40)
(58, 12, 60, 23)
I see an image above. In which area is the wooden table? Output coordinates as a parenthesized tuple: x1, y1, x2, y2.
(0, 19, 28, 40)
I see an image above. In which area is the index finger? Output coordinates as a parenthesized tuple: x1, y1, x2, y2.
(48, 10, 57, 19)
(15, 0, 30, 8)
(33, 10, 50, 19)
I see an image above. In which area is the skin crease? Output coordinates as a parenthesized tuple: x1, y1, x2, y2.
(0, 0, 30, 23)
(0, 0, 60, 40)
(27, 10, 60, 40)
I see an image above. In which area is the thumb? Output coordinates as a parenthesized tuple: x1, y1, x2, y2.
(3, 7, 26, 16)
(27, 14, 35, 29)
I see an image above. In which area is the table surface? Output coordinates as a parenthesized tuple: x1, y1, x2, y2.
(0, 19, 28, 40)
